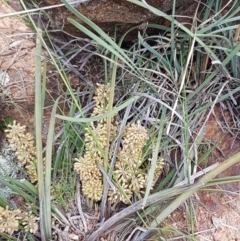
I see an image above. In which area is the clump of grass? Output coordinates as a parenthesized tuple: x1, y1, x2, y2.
(60, 0, 240, 240)
(1, 0, 240, 240)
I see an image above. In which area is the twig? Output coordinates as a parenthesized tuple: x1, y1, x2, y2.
(68, 214, 86, 236)
(76, 176, 88, 232)
(86, 182, 204, 241)
(174, 163, 219, 187)
(0, 0, 89, 19)
(126, 226, 148, 241)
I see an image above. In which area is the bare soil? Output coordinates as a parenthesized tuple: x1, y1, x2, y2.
(161, 106, 240, 240)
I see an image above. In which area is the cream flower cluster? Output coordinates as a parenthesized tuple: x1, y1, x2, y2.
(0, 206, 38, 234)
(153, 157, 165, 180)
(5, 121, 37, 184)
(108, 121, 149, 204)
(74, 84, 165, 204)
(74, 84, 118, 201)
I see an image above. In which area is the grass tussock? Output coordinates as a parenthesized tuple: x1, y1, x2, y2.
(0, 0, 240, 240)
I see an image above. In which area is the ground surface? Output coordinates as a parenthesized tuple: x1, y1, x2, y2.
(0, 2, 240, 241)
(162, 107, 240, 240)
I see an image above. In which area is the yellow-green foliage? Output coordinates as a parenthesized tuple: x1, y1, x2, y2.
(0, 206, 38, 234)
(5, 121, 38, 184)
(74, 84, 165, 203)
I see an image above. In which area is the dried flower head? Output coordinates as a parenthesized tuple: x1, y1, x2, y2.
(0, 206, 39, 235)
(109, 121, 149, 204)
(154, 157, 165, 180)
(141, 157, 165, 190)
(25, 161, 38, 184)
(5, 121, 38, 184)
(74, 84, 158, 204)
(5, 121, 26, 150)
(0, 206, 21, 234)
(74, 83, 117, 201)
(118, 121, 149, 169)
(21, 211, 39, 234)
(108, 184, 132, 204)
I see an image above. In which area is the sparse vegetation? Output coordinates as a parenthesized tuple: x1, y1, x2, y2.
(0, 0, 240, 240)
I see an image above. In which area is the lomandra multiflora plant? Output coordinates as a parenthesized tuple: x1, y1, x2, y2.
(74, 84, 165, 203)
